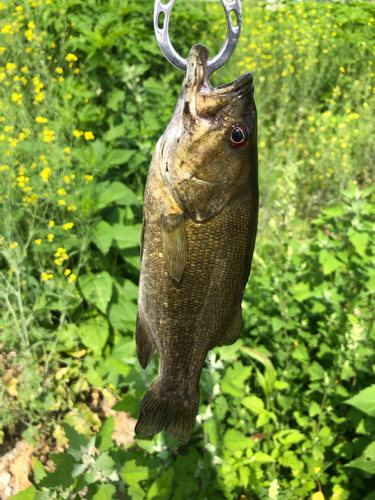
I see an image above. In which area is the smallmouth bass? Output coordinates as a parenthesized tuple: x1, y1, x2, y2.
(135, 44, 258, 443)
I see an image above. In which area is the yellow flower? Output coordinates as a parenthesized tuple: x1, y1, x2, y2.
(58, 199, 66, 205)
(57, 188, 66, 195)
(48, 221, 55, 228)
(28, 21, 35, 29)
(85, 174, 93, 181)
(71, 174, 75, 179)
(312, 492, 325, 500)
(35, 116, 48, 123)
(10, 242, 18, 249)
(65, 53, 78, 62)
(260, 141, 266, 148)
(68, 273, 76, 283)
(40, 167, 51, 182)
(11, 93, 22, 102)
(67, 94, 72, 99)
(42, 272, 53, 281)
(6, 63, 16, 71)
(34, 239, 42, 245)
(314, 467, 321, 473)
(63, 222, 74, 230)
(84, 131, 94, 140)
(67, 205, 77, 211)
(308, 116, 315, 121)
(21, 66, 28, 73)
(363, 102, 369, 108)
(55, 67, 63, 74)
(63, 147, 70, 154)
(64, 176, 70, 184)
(340, 66, 345, 73)
(65, 268, 72, 276)
(47, 234, 54, 242)
(73, 130, 83, 138)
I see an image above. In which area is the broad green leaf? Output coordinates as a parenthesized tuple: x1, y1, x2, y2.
(10, 487, 37, 500)
(22, 425, 40, 447)
(345, 386, 375, 416)
(308, 361, 325, 381)
(97, 181, 140, 208)
(253, 451, 275, 463)
(128, 487, 146, 500)
(92, 484, 117, 500)
(108, 300, 138, 331)
(113, 393, 139, 417)
(221, 363, 252, 397)
(204, 412, 220, 448)
(80, 317, 110, 354)
(291, 343, 310, 364)
(61, 422, 86, 450)
(33, 458, 47, 483)
(274, 429, 305, 445)
(293, 282, 312, 302)
(147, 468, 174, 500)
(104, 122, 127, 141)
(322, 204, 344, 217)
(278, 450, 302, 470)
(39, 453, 77, 489)
(309, 401, 321, 417)
(223, 429, 253, 452)
(113, 223, 142, 249)
(349, 231, 369, 257)
(79, 271, 112, 313)
(91, 220, 113, 254)
(346, 442, 375, 474)
(242, 395, 265, 415)
(319, 250, 342, 275)
(121, 459, 149, 487)
(274, 380, 290, 390)
(93, 452, 116, 477)
(107, 148, 136, 166)
(96, 416, 115, 451)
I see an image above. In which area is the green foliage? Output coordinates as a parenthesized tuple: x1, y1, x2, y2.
(1, 0, 375, 499)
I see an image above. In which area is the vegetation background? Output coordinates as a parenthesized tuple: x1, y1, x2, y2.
(1, 0, 375, 499)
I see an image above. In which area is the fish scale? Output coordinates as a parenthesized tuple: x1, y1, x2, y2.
(135, 44, 258, 443)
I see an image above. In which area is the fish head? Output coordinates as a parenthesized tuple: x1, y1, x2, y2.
(159, 44, 257, 223)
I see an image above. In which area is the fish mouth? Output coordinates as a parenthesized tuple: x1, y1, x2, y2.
(213, 72, 254, 95)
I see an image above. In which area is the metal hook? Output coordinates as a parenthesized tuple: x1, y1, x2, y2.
(154, 0, 242, 77)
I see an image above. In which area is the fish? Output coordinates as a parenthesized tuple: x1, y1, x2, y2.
(134, 43, 258, 444)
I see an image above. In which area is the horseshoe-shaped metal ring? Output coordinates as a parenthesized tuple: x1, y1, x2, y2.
(154, 0, 242, 77)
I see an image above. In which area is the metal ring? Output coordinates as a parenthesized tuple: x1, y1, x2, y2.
(154, 0, 242, 77)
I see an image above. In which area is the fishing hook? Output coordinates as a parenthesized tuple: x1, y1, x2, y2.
(154, 0, 242, 77)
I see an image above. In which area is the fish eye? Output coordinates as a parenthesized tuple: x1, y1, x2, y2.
(229, 124, 249, 149)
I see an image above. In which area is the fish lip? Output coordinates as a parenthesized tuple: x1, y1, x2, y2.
(213, 72, 253, 95)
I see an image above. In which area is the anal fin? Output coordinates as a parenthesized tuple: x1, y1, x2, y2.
(216, 307, 243, 347)
(136, 313, 156, 369)
(161, 212, 188, 282)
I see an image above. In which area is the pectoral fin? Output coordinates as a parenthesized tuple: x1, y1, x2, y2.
(216, 307, 243, 347)
(161, 213, 188, 282)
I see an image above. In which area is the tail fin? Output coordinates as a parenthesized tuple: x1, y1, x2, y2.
(135, 379, 199, 444)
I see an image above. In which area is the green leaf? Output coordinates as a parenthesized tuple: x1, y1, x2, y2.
(113, 223, 142, 249)
(345, 386, 375, 416)
(322, 204, 344, 217)
(91, 220, 113, 254)
(308, 361, 325, 381)
(223, 429, 253, 452)
(39, 453, 77, 489)
(92, 484, 117, 500)
(349, 231, 369, 257)
(346, 442, 375, 474)
(108, 300, 138, 331)
(61, 422, 86, 450)
(80, 317, 110, 354)
(22, 425, 40, 447)
(293, 281, 312, 302)
(121, 459, 149, 488)
(10, 487, 37, 500)
(33, 458, 47, 484)
(97, 181, 140, 208)
(147, 468, 174, 500)
(253, 451, 275, 463)
(319, 249, 342, 275)
(221, 363, 252, 398)
(113, 393, 139, 417)
(107, 148, 136, 166)
(79, 271, 113, 313)
(96, 416, 115, 451)
(242, 395, 265, 415)
(93, 452, 116, 477)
